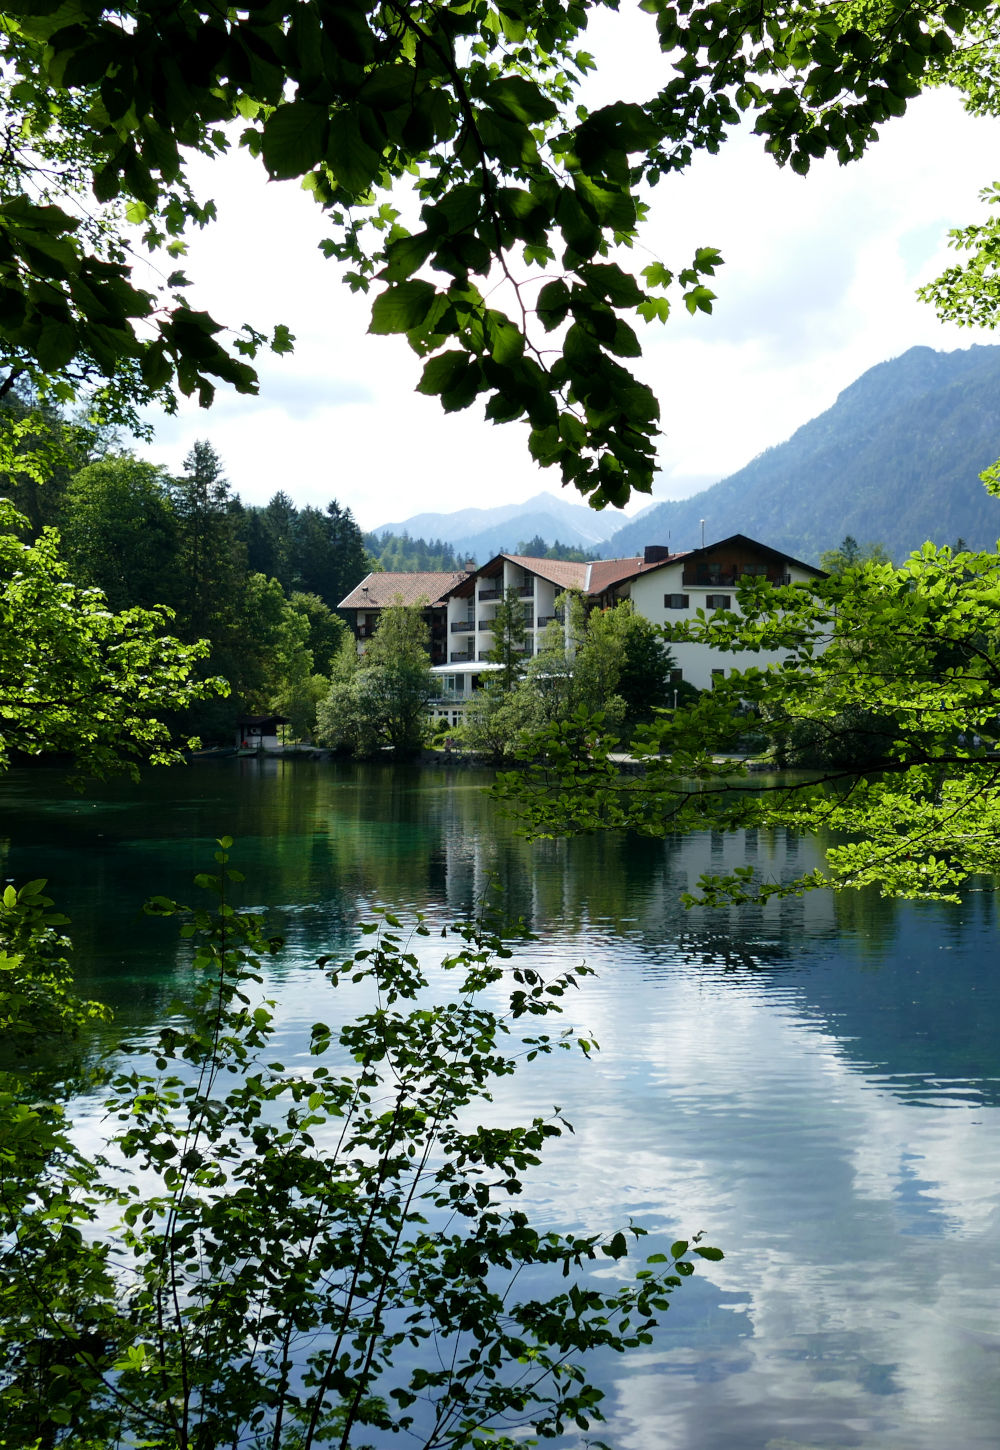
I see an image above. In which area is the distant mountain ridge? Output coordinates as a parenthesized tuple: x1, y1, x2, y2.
(602, 345, 1000, 561)
(371, 490, 630, 561)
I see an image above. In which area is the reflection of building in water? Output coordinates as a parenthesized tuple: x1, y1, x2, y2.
(431, 798, 836, 953)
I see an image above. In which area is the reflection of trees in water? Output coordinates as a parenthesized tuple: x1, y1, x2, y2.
(669, 929, 798, 974)
(7, 759, 1000, 1102)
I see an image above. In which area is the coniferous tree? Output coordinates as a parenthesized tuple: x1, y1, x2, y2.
(171, 440, 247, 642)
(488, 586, 530, 692)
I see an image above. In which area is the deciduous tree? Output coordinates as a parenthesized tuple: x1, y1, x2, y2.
(317, 603, 433, 754)
(0, 500, 223, 777)
(0, 844, 722, 1449)
(0, 0, 982, 498)
(61, 455, 181, 612)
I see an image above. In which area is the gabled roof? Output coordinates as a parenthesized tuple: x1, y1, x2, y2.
(339, 570, 469, 610)
(585, 555, 688, 592)
(439, 554, 592, 600)
(504, 554, 590, 589)
(681, 533, 825, 576)
(605, 534, 824, 586)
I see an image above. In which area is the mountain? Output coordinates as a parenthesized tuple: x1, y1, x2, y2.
(371, 490, 630, 560)
(601, 345, 1000, 562)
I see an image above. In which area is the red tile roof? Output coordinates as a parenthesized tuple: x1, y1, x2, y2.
(339, 571, 468, 609)
(502, 555, 590, 590)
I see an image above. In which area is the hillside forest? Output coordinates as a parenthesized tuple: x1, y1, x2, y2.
(3, 400, 371, 741)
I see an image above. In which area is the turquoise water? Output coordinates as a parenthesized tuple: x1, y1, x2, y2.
(4, 757, 1000, 1449)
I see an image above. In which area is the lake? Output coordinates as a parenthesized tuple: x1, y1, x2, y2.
(4, 756, 1000, 1450)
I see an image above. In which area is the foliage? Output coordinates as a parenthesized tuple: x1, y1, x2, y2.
(169, 440, 247, 642)
(0, 500, 224, 778)
(235, 573, 317, 723)
(365, 531, 465, 573)
(61, 455, 181, 611)
(0, 878, 108, 1057)
(288, 592, 349, 676)
(0, 842, 720, 1449)
(246, 493, 370, 610)
(489, 586, 530, 691)
(497, 543, 1000, 902)
(818, 534, 891, 573)
(0, 387, 115, 538)
(460, 679, 546, 762)
(463, 598, 679, 758)
(517, 536, 599, 563)
(317, 604, 433, 755)
(0, 0, 983, 497)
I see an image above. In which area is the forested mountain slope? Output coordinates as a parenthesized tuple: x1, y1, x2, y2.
(603, 346, 1000, 561)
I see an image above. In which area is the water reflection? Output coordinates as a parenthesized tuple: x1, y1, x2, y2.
(2, 758, 1000, 1449)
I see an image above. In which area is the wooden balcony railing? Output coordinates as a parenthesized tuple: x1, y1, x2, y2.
(682, 569, 791, 587)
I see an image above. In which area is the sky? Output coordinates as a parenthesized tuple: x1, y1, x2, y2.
(135, 8, 1000, 532)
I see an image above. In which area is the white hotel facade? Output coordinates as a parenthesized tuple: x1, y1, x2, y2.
(339, 535, 824, 727)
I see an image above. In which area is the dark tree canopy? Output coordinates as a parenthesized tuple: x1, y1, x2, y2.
(0, 0, 986, 495)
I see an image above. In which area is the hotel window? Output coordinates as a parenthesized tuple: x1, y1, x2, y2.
(664, 593, 689, 609)
(711, 668, 725, 683)
(705, 594, 731, 609)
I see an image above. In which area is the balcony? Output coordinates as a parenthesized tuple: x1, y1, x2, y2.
(450, 620, 474, 633)
(477, 620, 493, 631)
(478, 587, 501, 601)
(536, 615, 559, 627)
(516, 585, 534, 598)
(449, 650, 473, 662)
(682, 568, 791, 587)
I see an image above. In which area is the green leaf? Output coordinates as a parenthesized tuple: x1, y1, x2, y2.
(261, 101, 328, 181)
(381, 231, 435, 283)
(485, 76, 558, 124)
(369, 280, 437, 334)
(35, 319, 77, 372)
(416, 350, 468, 395)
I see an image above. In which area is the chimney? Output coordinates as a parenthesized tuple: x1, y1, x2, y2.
(643, 545, 672, 564)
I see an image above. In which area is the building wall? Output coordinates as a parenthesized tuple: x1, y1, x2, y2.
(627, 558, 818, 691)
(445, 563, 566, 663)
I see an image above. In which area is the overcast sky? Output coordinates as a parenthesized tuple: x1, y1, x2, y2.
(136, 10, 1000, 532)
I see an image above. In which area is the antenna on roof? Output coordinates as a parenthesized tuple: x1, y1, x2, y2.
(700, 519, 705, 549)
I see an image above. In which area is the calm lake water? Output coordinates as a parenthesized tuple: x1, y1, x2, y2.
(4, 757, 1000, 1450)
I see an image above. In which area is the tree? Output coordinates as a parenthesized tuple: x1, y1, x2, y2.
(614, 610, 684, 731)
(818, 535, 892, 574)
(288, 591, 349, 676)
(317, 604, 433, 754)
(0, 842, 721, 1449)
(61, 455, 181, 612)
(170, 440, 247, 642)
(297, 502, 371, 609)
(0, 0, 981, 499)
(0, 500, 224, 778)
(489, 586, 530, 691)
